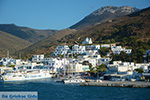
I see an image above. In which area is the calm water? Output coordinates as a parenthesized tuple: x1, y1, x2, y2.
(0, 78, 150, 100)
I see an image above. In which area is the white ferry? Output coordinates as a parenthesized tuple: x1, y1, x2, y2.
(0, 66, 52, 82)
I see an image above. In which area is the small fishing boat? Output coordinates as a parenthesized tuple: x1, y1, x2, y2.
(63, 78, 85, 84)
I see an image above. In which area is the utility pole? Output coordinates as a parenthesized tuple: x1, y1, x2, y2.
(7, 50, 9, 58)
(19, 53, 21, 59)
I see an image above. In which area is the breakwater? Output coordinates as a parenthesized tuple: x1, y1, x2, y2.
(80, 81, 150, 88)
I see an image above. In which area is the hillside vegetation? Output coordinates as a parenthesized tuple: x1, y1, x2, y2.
(0, 24, 58, 43)
(16, 7, 150, 62)
(65, 7, 150, 62)
(19, 28, 76, 58)
(0, 31, 32, 57)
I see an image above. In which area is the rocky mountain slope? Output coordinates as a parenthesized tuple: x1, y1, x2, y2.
(19, 6, 150, 59)
(70, 6, 139, 30)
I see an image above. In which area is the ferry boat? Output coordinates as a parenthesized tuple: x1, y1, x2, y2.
(0, 66, 52, 82)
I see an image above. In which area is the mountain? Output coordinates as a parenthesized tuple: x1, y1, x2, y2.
(19, 28, 76, 58)
(18, 6, 150, 59)
(67, 7, 150, 45)
(0, 24, 58, 43)
(0, 30, 32, 57)
(70, 6, 139, 30)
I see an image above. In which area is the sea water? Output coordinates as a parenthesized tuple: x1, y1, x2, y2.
(0, 78, 150, 100)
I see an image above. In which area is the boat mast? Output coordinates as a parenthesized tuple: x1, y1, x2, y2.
(63, 43, 66, 77)
(64, 53, 66, 77)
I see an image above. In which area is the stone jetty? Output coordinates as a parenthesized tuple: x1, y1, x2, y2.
(80, 81, 150, 88)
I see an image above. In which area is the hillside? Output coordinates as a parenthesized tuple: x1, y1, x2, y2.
(17, 7, 150, 61)
(65, 7, 150, 63)
(70, 6, 139, 30)
(0, 30, 32, 57)
(0, 24, 58, 43)
(19, 28, 76, 58)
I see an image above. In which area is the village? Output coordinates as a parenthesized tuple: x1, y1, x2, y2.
(0, 37, 150, 82)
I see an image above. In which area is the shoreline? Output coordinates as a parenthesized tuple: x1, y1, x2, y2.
(80, 81, 150, 88)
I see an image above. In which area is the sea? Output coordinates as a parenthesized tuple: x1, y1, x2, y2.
(0, 78, 150, 100)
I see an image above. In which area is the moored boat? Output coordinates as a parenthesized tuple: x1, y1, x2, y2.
(0, 69, 52, 82)
(63, 78, 85, 84)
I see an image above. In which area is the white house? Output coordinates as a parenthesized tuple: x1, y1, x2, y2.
(111, 46, 132, 55)
(54, 45, 71, 56)
(86, 50, 99, 56)
(92, 45, 101, 50)
(135, 63, 150, 73)
(0, 57, 14, 66)
(82, 37, 92, 45)
(87, 58, 97, 67)
(16, 62, 43, 70)
(107, 61, 137, 74)
(97, 57, 111, 65)
(71, 44, 86, 54)
(101, 44, 110, 48)
(44, 58, 69, 72)
(32, 55, 44, 62)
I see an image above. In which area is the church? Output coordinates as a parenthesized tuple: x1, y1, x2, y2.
(82, 37, 92, 45)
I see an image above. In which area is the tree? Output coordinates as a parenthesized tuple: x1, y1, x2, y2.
(145, 53, 150, 62)
(135, 68, 144, 73)
(111, 51, 130, 62)
(68, 45, 73, 50)
(82, 61, 89, 65)
(88, 63, 95, 73)
(8, 65, 15, 67)
(96, 64, 107, 72)
(99, 47, 110, 57)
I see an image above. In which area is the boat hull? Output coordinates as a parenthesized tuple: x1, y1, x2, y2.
(63, 79, 85, 84)
(1, 72, 52, 82)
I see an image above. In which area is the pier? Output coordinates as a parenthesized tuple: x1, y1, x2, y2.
(80, 81, 150, 88)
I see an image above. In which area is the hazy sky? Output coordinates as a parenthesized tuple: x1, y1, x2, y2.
(0, 0, 150, 30)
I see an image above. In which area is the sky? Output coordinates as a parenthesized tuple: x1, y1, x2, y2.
(0, 0, 150, 30)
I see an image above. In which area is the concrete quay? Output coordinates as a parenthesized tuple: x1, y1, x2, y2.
(80, 81, 150, 88)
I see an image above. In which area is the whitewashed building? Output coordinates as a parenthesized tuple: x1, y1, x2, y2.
(32, 55, 44, 62)
(43, 58, 69, 72)
(107, 61, 133, 74)
(54, 45, 71, 56)
(82, 37, 92, 45)
(97, 57, 111, 65)
(92, 45, 101, 50)
(0, 57, 14, 66)
(86, 50, 99, 56)
(101, 44, 110, 48)
(71, 44, 86, 54)
(135, 63, 150, 73)
(111, 46, 132, 55)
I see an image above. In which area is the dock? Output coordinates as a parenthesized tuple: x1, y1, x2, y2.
(80, 81, 150, 88)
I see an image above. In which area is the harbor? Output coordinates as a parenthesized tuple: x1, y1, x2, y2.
(1, 78, 150, 100)
(80, 80, 150, 88)
(0, 37, 150, 85)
